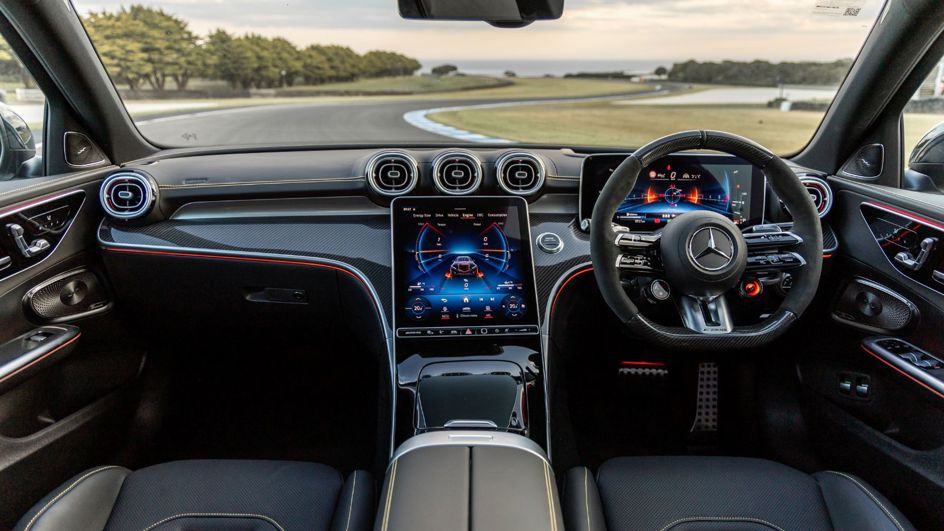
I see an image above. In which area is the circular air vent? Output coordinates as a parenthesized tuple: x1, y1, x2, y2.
(432, 151, 482, 195)
(100, 171, 155, 220)
(799, 175, 833, 217)
(366, 151, 419, 197)
(496, 152, 546, 196)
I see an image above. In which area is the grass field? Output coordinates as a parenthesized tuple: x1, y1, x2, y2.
(429, 99, 944, 155)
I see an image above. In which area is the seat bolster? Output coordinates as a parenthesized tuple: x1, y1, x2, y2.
(563, 467, 607, 531)
(330, 470, 374, 531)
(14, 466, 131, 531)
(813, 471, 915, 531)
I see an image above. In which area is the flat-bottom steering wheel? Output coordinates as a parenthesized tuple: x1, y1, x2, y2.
(590, 131, 823, 350)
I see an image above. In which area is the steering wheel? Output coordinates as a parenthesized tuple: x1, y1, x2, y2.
(590, 131, 823, 350)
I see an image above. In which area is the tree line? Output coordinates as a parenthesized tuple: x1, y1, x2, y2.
(667, 59, 854, 87)
(82, 5, 421, 92)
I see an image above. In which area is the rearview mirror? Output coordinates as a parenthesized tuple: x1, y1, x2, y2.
(399, 0, 563, 27)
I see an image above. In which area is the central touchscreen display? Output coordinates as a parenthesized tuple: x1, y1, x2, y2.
(392, 196, 539, 337)
(580, 153, 766, 231)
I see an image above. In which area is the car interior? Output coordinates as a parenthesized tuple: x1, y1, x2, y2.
(0, 0, 943, 529)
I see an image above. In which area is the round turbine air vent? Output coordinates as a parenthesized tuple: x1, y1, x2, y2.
(100, 171, 155, 220)
(366, 151, 419, 197)
(432, 151, 482, 195)
(496, 152, 546, 196)
(799, 175, 833, 217)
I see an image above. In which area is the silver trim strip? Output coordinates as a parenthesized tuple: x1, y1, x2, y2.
(390, 430, 549, 465)
(96, 231, 399, 456)
(170, 196, 388, 220)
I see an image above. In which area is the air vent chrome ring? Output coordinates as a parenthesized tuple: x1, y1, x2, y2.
(799, 175, 833, 218)
(100, 171, 155, 220)
(496, 152, 546, 196)
(432, 150, 482, 195)
(366, 151, 419, 197)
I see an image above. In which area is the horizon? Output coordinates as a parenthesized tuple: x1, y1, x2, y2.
(72, 0, 884, 65)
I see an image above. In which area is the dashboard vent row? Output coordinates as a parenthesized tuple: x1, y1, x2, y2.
(432, 151, 482, 195)
(366, 151, 419, 197)
(496, 152, 546, 196)
(798, 175, 833, 218)
(100, 171, 155, 220)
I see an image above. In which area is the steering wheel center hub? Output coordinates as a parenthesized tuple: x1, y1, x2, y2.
(660, 211, 747, 298)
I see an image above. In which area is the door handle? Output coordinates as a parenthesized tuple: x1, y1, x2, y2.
(893, 236, 937, 271)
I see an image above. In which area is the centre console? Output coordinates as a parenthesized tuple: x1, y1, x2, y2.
(390, 196, 545, 448)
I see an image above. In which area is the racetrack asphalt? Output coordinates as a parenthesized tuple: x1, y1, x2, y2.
(135, 85, 679, 147)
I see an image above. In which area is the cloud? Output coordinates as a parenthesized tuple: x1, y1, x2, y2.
(72, 0, 884, 62)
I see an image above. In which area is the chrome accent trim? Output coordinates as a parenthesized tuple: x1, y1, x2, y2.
(95, 230, 398, 457)
(541, 260, 593, 462)
(158, 176, 363, 190)
(496, 151, 546, 196)
(390, 431, 549, 465)
(443, 419, 499, 429)
(366, 151, 419, 197)
(0, 190, 86, 284)
(678, 294, 735, 334)
(170, 196, 388, 220)
(431, 150, 483, 195)
(100, 172, 155, 220)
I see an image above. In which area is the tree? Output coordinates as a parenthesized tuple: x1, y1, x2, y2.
(204, 30, 256, 89)
(654, 66, 668, 77)
(504, 70, 517, 78)
(431, 64, 458, 77)
(0, 40, 35, 89)
(83, 10, 151, 91)
(361, 51, 421, 78)
(301, 45, 333, 84)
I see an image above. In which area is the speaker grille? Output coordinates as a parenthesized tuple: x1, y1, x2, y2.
(832, 278, 917, 333)
(25, 269, 110, 322)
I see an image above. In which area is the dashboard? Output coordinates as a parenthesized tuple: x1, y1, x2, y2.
(391, 196, 540, 338)
(579, 153, 766, 231)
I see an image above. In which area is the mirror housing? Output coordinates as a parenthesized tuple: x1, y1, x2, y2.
(399, 0, 563, 27)
(0, 104, 37, 180)
(908, 122, 944, 191)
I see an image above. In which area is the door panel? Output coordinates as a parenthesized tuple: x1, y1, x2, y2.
(799, 176, 944, 531)
(0, 172, 148, 528)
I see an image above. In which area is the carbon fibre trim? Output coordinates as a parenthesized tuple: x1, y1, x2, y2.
(99, 217, 393, 322)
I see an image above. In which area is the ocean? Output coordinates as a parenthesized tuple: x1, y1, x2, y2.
(417, 59, 674, 77)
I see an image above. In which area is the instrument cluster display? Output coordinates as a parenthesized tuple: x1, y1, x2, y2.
(580, 153, 766, 231)
(392, 197, 539, 334)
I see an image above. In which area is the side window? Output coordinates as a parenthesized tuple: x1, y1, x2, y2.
(903, 57, 944, 192)
(0, 36, 43, 181)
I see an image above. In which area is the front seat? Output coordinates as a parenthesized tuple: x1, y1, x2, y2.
(564, 456, 915, 531)
(14, 460, 373, 531)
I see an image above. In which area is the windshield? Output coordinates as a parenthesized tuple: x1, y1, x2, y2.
(69, 0, 885, 153)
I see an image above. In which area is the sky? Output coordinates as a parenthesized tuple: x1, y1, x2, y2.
(71, 0, 887, 65)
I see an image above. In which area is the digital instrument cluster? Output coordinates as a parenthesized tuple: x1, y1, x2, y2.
(392, 197, 540, 338)
(580, 154, 766, 231)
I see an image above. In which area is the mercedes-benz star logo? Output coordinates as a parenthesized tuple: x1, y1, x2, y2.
(688, 227, 735, 271)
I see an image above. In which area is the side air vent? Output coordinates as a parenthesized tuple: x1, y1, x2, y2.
(799, 175, 833, 217)
(366, 151, 419, 196)
(432, 151, 482, 195)
(100, 172, 155, 220)
(496, 152, 546, 196)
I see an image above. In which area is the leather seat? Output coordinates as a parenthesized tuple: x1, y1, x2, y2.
(15, 460, 373, 531)
(564, 456, 915, 531)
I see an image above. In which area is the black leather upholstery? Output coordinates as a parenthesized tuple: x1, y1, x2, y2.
(566, 456, 914, 531)
(15, 460, 373, 531)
